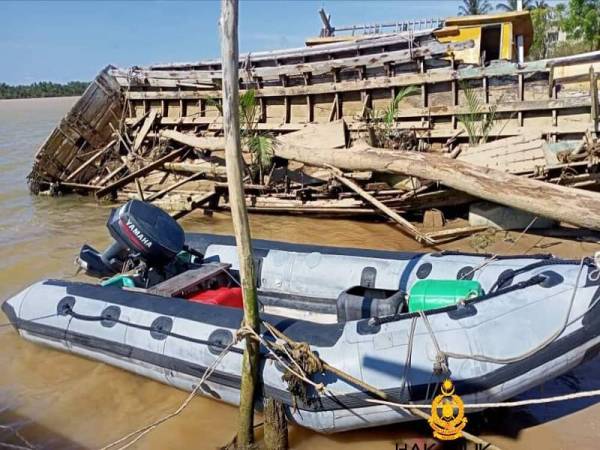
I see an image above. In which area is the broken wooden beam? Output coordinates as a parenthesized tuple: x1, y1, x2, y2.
(425, 225, 489, 243)
(95, 147, 187, 198)
(327, 165, 434, 244)
(171, 191, 220, 220)
(272, 138, 600, 231)
(146, 171, 207, 202)
(159, 129, 224, 150)
(164, 160, 227, 177)
(65, 139, 116, 182)
(132, 110, 158, 153)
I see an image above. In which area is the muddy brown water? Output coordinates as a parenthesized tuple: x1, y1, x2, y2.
(1, 97, 599, 449)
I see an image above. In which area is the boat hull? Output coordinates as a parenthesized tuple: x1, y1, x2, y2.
(4, 234, 600, 432)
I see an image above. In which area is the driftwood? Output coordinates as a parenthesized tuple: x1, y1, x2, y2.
(272, 139, 600, 231)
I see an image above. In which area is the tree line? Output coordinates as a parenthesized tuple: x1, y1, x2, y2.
(460, 0, 600, 57)
(0, 81, 89, 99)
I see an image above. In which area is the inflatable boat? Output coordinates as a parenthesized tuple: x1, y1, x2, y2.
(3, 200, 600, 433)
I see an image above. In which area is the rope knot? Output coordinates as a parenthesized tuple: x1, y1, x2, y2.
(433, 352, 449, 376)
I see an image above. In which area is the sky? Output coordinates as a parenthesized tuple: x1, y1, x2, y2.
(0, 0, 564, 85)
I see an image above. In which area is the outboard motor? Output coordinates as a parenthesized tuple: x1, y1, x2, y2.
(77, 200, 188, 284)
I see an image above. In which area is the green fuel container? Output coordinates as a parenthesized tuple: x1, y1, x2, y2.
(408, 279, 484, 313)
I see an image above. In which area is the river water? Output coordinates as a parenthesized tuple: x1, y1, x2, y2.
(1, 97, 599, 449)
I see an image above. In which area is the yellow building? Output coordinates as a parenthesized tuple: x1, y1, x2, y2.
(436, 11, 533, 64)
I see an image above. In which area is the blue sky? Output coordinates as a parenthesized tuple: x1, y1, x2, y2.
(0, 0, 562, 85)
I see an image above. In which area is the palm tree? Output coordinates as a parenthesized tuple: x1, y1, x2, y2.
(496, 0, 533, 11)
(459, 0, 492, 15)
(532, 0, 549, 8)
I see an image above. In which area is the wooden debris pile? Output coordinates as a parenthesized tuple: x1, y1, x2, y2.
(36, 109, 600, 243)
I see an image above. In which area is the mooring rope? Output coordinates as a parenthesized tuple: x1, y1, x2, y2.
(366, 388, 600, 410)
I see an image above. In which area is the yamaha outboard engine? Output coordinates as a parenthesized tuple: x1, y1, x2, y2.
(77, 200, 188, 285)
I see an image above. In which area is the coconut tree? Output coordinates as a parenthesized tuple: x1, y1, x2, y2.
(459, 0, 492, 15)
(532, 0, 549, 8)
(496, 0, 534, 11)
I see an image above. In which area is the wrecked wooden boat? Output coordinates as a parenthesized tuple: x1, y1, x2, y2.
(28, 10, 599, 205)
(4, 200, 600, 432)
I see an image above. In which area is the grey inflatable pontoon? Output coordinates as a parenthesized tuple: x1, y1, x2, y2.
(4, 231, 600, 433)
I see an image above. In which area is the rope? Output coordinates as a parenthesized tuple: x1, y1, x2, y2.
(98, 335, 239, 450)
(445, 258, 585, 364)
(399, 316, 417, 397)
(0, 425, 34, 450)
(366, 388, 600, 410)
(418, 311, 448, 375)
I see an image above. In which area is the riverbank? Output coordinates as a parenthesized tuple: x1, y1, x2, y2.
(0, 81, 87, 100)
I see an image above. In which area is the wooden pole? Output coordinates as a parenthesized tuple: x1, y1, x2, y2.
(220, 1, 262, 448)
(263, 398, 288, 450)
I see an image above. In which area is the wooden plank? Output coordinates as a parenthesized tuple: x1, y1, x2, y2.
(65, 139, 115, 181)
(146, 171, 207, 202)
(59, 181, 102, 190)
(160, 129, 224, 150)
(97, 162, 127, 186)
(133, 109, 158, 152)
(113, 41, 471, 86)
(140, 30, 443, 70)
(149, 263, 231, 297)
(95, 147, 187, 198)
(125, 61, 551, 101)
(425, 225, 489, 243)
(270, 120, 347, 148)
(134, 178, 146, 201)
(327, 165, 434, 245)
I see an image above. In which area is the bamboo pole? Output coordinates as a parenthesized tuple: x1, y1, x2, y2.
(220, 1, 262, 448)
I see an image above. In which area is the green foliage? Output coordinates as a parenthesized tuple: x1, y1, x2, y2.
(550, 39, 593, 57)
(496, 0, 533, 11)
(458, 0, 492, 15)
(238, 90, 273, 182)
(0, 81, 88, 99)
(529, 6, 554, 60)
(365, 85, 418, 149)
(457, 83, 500, 145)
(209, 90, 273, 182)
(561, 0, 600, 51)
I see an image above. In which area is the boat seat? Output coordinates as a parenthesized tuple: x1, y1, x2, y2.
(336, 286, 405, 322)
(149, 263, 231, 298)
